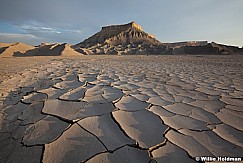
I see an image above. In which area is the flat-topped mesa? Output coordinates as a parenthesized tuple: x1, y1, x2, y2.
(101, 21, 142, 32)
(75, 21, 161, 48)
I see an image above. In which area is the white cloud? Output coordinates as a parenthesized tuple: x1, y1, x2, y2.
(20, 25, 61, 34)
(62, 29, 82, 33)
(0, 33, 39, 39)
(0, 33, 44, 45)
(18, 24, 82, 35)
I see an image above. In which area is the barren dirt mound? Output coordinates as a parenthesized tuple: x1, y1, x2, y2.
(0, 42, 35, 57)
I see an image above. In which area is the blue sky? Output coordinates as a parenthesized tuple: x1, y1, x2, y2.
(0, 0, 242, 47)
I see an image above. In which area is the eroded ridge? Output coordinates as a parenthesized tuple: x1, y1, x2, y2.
(0, 55, 243, 162)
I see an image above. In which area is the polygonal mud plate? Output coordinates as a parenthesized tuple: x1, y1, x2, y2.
(113, 109, 167, 149)
(86, 146, 151, 163)
(78, 114, 135, 151)
(115, 96, 150, 111)
(23, 115, 70, 145)
(43, 124, 106, 162)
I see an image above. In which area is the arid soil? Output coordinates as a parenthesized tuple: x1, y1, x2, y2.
(0, 55, 243, 163)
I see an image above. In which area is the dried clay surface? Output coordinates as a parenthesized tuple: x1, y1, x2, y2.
(0, 55, 243, 162)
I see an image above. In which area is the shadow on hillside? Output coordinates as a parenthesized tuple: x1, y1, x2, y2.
(0, 47, 8, 55)
(13, 44, 66, 57)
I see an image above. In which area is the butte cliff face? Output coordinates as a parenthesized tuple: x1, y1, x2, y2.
(74, 22, 166, 55)
(76, 22, 161, 47)
(74, 22, 237, 55)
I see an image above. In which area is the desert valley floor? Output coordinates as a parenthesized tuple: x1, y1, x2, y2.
(0, 55, 243, 163)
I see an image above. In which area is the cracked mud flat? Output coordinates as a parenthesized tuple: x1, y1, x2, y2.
(0, 55, 243, 163)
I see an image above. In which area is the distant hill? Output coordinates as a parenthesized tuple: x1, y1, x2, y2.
(0, 42, 35, 57)
(0, 43, 83, 57)
(75, 21, 161, 47)
(210, 42, 243, 55)
(74, 21, 166, 55)
(74, 22, 243, 55)
(1, 22, 242, 56)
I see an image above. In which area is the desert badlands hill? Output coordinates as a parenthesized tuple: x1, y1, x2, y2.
(0, 22, 243, 163)
(0, 42, 82, 57)
(0, 22, 243, 57)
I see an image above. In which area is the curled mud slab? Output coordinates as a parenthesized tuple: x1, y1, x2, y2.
(0, 55, 243, 162)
